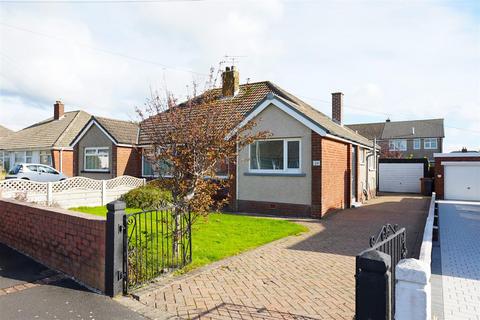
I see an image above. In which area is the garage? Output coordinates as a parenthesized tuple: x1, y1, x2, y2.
(379, 159, 427, 193)
(443, 163, 480, 201)
(434, 152, 480, 202)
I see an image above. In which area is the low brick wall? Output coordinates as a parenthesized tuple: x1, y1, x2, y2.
(0, 198, 106, 292)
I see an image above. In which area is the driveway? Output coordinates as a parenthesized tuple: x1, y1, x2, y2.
(0, 243, 146, 320)
(118, 194, 429, 320)
(432, 201, 480, 320)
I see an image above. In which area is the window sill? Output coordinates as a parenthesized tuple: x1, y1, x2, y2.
(82, 170, 110, 173)
(244, 172, 306, 177)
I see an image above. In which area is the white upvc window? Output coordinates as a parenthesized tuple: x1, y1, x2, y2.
(249, 138, 301, 173)
(424, 138, 438, 149)
(413, 139, 421, 150)
(359, 149, 365, 164)
(14, 151, 25, 164)
(389, 139, 407, 151)
(84, 147, 110, 172)
(39, 150, 52, 166)
(25, 151, 33, 163)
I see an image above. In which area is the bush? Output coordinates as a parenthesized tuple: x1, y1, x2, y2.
(121, 185, 172, 210)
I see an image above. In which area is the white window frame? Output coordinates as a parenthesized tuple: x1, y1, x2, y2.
(248, 138, 302, 174)
(424, 138, 437, 150)
(359, 149, 365, 164)
(389, 139, 407, 151)
(413, 139, 421, 150)
(84, 147, 110, 172)
(39, 150, 52, 166)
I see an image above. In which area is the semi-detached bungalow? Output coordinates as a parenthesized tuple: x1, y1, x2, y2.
(138, 67, 379, 218)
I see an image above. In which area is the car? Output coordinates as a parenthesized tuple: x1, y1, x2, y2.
(5, 163, 68, 182)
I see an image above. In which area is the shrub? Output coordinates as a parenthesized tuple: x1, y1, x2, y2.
(121, 185, 172, 210)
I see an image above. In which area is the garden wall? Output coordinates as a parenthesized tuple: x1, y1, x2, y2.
(0, 198, 106, 292)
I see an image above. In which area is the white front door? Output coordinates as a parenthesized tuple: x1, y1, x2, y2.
(444, 164, 480, 201)
(379, 163, 424, 193)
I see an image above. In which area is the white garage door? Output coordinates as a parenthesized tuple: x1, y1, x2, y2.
(379, 163, 424, 193)
(444, 164, 480, 201)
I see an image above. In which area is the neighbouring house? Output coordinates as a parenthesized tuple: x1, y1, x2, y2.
(138, 67, 379, 218)
(434, 151, 480, 201)
(0, 125, 14, 171)
(0, 101, 91, 176)
(347, 118, 444, 163)
(70, 116, 140, 179)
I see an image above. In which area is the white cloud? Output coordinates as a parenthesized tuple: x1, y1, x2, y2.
(0, 0, 478, 152)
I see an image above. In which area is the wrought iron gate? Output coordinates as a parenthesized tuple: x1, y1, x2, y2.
(122, 207, 192, 294)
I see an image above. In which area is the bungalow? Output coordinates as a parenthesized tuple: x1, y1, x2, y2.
(70, 116, 140, 179)
(138, 67, 379, 218)
(0, 125, 13, 171)
(0, 102, 91, 176)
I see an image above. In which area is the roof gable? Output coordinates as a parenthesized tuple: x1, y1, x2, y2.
(71, 116, 139, 147)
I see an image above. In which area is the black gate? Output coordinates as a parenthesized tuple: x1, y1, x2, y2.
(355, 224, 407, 320)
(122, 207, 192, 294)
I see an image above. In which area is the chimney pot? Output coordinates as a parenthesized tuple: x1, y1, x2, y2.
(331, 92, 344, 125)
(54, 100, 64, 120)
(386, 118, 391, 122)
(222, 66, 240, 97)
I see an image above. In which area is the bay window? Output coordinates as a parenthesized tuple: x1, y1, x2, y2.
(249, 139, 301, 173)
(14, 151, 25, 164)
(40, 150, 52, 166)
(84, 147, 109, 171)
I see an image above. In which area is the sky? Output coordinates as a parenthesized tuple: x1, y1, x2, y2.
(0, 0, 479, 152)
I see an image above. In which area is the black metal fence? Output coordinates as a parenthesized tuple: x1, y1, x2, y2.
(122, 207, 192, 293)
(355, 224, 407, 320)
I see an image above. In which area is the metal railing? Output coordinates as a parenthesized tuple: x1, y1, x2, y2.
(355, 224, 407, 320)
(122, 207, 192, 293)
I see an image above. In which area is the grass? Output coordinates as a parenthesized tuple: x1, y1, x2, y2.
(70, 206, 308, 273)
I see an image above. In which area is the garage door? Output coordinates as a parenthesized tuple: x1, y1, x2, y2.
(444, 164, 480, 201)
(379, 163, 424, 193)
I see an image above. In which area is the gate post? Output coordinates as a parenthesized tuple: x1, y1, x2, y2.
(105, 200, 126, 297)
(356, 249, 392, 320)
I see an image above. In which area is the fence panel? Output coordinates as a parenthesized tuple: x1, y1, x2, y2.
(123, 207, 192, 293)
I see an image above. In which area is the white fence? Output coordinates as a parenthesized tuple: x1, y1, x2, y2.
(395, 192, 436, 320)
(0, 175, 146, 208)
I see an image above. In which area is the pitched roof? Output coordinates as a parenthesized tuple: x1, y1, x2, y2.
(0, 125, 13, 138)
(139, 81, 373, 147)
(346, 122, 385, 140)
(347, 119, 445, 140)
(0, 111, 91, 150)
(93, 116, 139, 145)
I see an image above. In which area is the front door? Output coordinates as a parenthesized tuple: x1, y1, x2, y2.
(351, 147, 357, 203)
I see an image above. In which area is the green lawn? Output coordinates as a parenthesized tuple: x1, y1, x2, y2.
(70, 206, 308, 274)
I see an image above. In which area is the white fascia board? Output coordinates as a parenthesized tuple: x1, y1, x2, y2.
(226, 97, 327, 140)
(325, 133, 374, 150)
(434, 153, 480, 158)
(70, 119, 134, 147)
(441, 161, 480, 166)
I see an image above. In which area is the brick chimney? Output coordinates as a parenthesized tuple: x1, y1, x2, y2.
(54, 100, 64, 120)
(331, 92, 343, 125)
(222, 66, 239, 97)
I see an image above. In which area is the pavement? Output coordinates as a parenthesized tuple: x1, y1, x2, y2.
(0, 243, 146, 320)
(432, 201, 480, 320)
(117, 194, 429, 320)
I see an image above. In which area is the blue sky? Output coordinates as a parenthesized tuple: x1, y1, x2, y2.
(0, 0, 479, 152)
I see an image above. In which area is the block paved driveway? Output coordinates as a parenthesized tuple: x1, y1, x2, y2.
(118, 194, 429, 320)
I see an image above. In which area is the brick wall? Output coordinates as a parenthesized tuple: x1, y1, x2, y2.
(0, 199, 106, 292)
(237, 200, 311, 216)
(311, 131, 322, 217)
(52, 149, 75, 177)
(434, 156, 480, 199)
(321, 137, 350, 216)
(113, 146, 141, 177)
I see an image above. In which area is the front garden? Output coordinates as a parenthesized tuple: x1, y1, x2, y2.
(71, 205, 307, 273)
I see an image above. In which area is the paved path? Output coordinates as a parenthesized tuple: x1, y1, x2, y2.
(0, 243, 146, 320)
(435, 201, 480, 320)
(118, 195, 429, 320)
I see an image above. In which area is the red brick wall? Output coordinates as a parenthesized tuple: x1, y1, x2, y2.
(113, 146, 141, 177)
(311, 131, 322, 217)
(51, 150, 74, 177)
(321, 137, 350, 216)
(0, 199, 106, 292)
(237, 200, 311, 216)
(434, 156, 480, 199)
